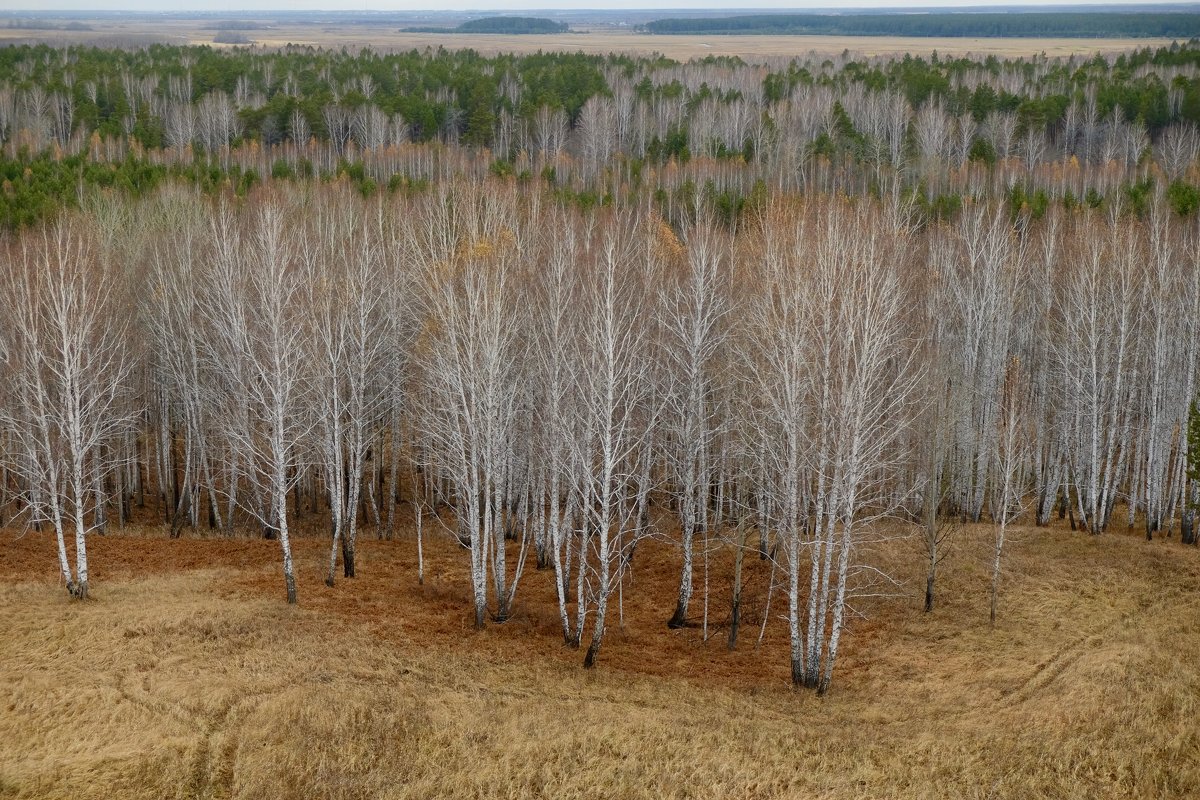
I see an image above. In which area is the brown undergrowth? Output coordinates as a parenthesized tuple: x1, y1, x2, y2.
(1, 513, 1198, 799)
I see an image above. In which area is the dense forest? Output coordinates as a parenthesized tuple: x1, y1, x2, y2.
(641, 12, 1200, 39)
(5, 41, 1200, 229)
(405, 17, 570, 35)
(4, 39, 1200, 694)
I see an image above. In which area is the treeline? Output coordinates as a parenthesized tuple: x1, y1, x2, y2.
(4, 18, 92, 31)
(406, 17, 569, 35)
(641, 13, 1200, 39)
(3, 181, 1199, 693)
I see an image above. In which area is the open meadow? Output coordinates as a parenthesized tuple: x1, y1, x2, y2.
(0, 19, 1180, 59)
(2, 516, 1198, 799)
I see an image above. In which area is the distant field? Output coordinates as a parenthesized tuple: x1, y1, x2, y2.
(2, 517, 1198, 798)
(642, 11, 1200, 39)
(0, 19, 1181, 59)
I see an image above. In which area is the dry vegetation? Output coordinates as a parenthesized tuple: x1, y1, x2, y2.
(0, 19, 1178, 59)
(2, 514, 1198, 799)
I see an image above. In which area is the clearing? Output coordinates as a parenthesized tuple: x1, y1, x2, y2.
(1, 514, 1198, 798)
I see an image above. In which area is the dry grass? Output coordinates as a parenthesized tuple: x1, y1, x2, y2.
(0, 20, 1177, 59)
(1, 513, 1198, 799)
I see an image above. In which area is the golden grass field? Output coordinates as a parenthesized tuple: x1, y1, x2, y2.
(1, 508, 1198, 799)
(0, 19, 1180, 59)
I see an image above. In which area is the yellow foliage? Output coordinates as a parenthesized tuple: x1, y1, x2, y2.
(467, 239, 495, 260)
(651, 216, 685, 264)
(460, 228, 516, 263)
(496, 227, 517, 253)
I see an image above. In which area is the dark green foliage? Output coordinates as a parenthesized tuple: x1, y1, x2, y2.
(810, 132, 836, 160)
(1006, 184, 1049, 221)
(236, 168, 259, 197)
(0, 152, 167, 229)
(455, 17, 569, 35)
(1030, 189, 1050, 220)
(0, 43, 608, 150)
(1124, 177, 1156, 217)
(407, 17, 568, 35)
(968, 138, 997, 167)
(1167, 180, 1200, 216)
(902, 185, 963, 226)
(646, 127, 690, 165)
(762, 62, 813, 104)
(928, 192, 963, 223)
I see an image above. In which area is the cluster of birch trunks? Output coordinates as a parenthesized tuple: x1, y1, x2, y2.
(1, 180, 1198, 692)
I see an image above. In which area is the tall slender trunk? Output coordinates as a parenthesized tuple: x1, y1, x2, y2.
(583, 493, 612, 668)
(224, 456, 238, 536)
(468, 491, 488, 629)
(326, 498, 343, 588)
(92, 455, 107, 536)
(818, 519, 854, 695)
(416, 502, 424, 585)
(668, 488, 695, 629)
(990, 516, 1006, 627)
(383, 418, 400, 540)
(728, 522, 746, 650)
(490, 480, 509, 622)
(345, 458, 362, 578)
(551, 475, 571, 644)
(572, 500, 589, 647)
(788, 518, 804, 686)
(50, 498, 73, 594)
(924, 471, 938, 613)
(276, 474, 296, 604)
(72, 475, 89, 600)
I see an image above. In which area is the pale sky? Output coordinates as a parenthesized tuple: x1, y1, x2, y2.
(3, 0, 1194, 11)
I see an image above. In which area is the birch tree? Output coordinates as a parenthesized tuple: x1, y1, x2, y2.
(303, 195, 390, 584)
(0, 221, 133, 599)
(748, 198, 920, 693)
(414, 184, 528, 627)
(990, 357, 1031, 627)
(198, 197, 312, 603)
(570, 210, 660, 667)
(1056, 216, 1141, 534)
(935, 208, 1022, 522)
(528, 207, 584, 643)
(661, 215, 733, 629)
(143, 198, 224, 537)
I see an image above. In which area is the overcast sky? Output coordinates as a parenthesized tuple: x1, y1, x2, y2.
(4, 0, 1192, 11)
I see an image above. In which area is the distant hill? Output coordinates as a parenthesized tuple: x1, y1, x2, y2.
(405, 16, 568, 35)
(640, 12, 1200, 38)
